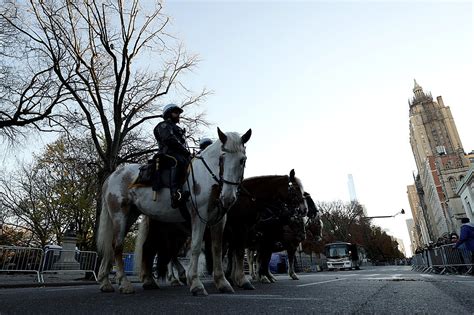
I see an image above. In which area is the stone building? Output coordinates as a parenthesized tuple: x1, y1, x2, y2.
(408, 80, 471, 242)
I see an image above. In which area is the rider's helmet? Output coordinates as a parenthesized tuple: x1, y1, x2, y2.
(163, 103, 183, 119)
(199, 138, 213, 150)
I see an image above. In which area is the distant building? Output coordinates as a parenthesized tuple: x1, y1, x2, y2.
(406, 184, 431, 246)
(406, 219, 417, 254)
(394, 237, 407, 257)
(347, 174, 357, 202)
(408, 80, 471, 242)
(457, 164, 474, 222)
(347, 174, 367, 216)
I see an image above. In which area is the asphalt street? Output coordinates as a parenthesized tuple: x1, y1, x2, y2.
(1, 266, 473, 314)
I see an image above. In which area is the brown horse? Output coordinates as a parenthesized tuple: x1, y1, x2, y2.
(247, 192, 323, 282)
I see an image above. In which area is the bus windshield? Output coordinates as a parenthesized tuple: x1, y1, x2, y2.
(326, 245, 349, 258)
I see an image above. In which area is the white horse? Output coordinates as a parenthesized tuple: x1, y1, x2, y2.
(97, 128, 252, 295)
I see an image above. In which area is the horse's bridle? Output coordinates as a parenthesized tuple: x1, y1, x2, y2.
(188, 147, 246, 226)
(197, 148, 244, 189)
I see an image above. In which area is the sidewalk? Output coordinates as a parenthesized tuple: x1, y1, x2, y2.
(0, 272, 142, 289)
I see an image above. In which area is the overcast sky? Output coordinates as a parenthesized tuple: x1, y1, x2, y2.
(162, 0, 473, 256)
(2, 1, 472, 256)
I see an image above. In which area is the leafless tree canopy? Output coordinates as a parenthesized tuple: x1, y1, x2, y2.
(0, 0, 68, 142)
(1, 0, 209, 169)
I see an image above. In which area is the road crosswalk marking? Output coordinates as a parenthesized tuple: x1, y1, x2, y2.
(296, 278, 344, 287)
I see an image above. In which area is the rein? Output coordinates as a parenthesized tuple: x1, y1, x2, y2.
(243, 177, 307, 226)
(186, 148, 244, 226)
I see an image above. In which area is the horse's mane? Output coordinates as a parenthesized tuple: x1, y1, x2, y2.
(244, 175, 304, 190)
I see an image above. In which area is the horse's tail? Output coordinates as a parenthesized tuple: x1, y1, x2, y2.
(135, 215, 150, 281)
(97, 182, 114, 268)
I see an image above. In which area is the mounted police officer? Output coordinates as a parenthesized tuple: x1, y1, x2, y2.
(153, 104, 191, 209)
(198, 137, 213, 153)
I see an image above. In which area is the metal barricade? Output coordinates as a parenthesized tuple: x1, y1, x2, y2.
(427, 247, 446, 273)
(0, 246, 44, 283)
(40, 249, 97, 282)
(411, 253, 426, 271)
(412, 245, 473, 275)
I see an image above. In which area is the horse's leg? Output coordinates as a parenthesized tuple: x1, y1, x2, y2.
(257, 250, 272, 284)
(114, 211, 140, 294)
(247, 249, 257, 281)
(141, 246, 159, 290)
(138, 218, 159, 290)
(267, 266, 277, 282)
(167, 261, 181, 286)
(187, 221, 208, 296)
(233, 246, 255, 290)
(97, 204, 116, 292)
(210, 220, 234, 293)
(173, 257, 187, 284)
(287, 246, 299, 280)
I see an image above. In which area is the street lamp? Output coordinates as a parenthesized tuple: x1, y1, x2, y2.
(365, 209, 405, 219)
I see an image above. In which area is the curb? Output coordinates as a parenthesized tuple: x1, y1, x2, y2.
(0, 281, 98, 289)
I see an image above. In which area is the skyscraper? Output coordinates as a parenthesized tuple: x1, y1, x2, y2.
(408, 80, 471, 241)
(347, 174, 357, 202)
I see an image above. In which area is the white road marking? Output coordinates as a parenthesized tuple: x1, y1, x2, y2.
(43, 287, 86, 292)
(212, 295, 323, 301)
(296, 278, 344, 287)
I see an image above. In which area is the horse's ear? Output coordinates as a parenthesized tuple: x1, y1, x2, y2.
(217, 127, 227, 145)
(241, 128, 252, 144)
(289, 169, 295, 181)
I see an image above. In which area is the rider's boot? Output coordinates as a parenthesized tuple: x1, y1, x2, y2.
(170, 166, 189, 208)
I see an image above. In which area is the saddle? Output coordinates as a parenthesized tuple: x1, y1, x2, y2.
(130, 154, 177, 190)
(130, 154, 191, 222)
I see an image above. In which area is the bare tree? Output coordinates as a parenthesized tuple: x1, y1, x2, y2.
(0, 0, 69, 143)
(1, 0, 209, 241)
(0, 134, 100, 249)
(1, 0, 208, 170)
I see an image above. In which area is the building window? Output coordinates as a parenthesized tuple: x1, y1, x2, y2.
(465, 198, 473, 217)
(448, 177, 457, 193)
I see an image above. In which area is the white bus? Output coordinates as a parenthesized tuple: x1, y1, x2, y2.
(324, 242, 365, 271)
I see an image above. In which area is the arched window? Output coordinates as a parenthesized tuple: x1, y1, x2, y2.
(459, 175, 465, 182)
(448, 177, 457, 193)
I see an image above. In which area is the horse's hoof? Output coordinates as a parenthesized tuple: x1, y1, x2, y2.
(290, 275, 299, 280)
(259, 276, 271, 284)
(119, 284, 136, 294)
(143, 281, 159, 290)
(191, 286, 208, 296)
(99, 283, 115, 292)
(241, 282, 256, 290)
(170, 279, 183, 287)
(269, 277, 276, 283)
(218, 285, 235, 294)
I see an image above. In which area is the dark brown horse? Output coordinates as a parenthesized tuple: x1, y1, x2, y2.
(246, 192, 322, 282)
(219, 170, 308, 289)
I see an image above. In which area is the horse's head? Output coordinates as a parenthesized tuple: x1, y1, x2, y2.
(214, 127, 252, 209)
(304, 192, 323, 242)
(278, 169, 308, 243)
(287, 169, 308, 216)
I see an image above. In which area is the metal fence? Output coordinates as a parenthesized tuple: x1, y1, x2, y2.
(412, 244, 473, 275)
(0, 245, 98, 283)
(0, 246, 44, 283)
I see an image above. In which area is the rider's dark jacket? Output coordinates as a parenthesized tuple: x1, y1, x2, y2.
(153, 119, 190, 161)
